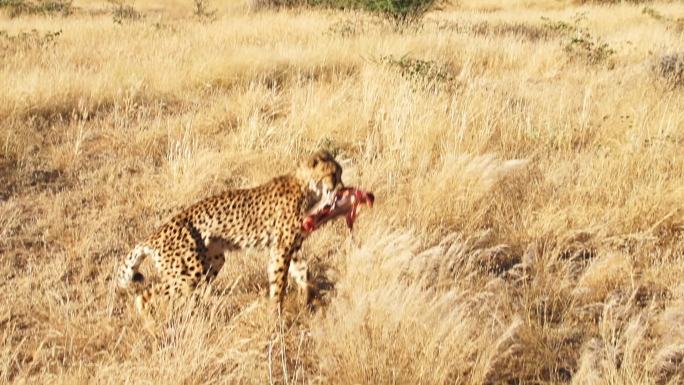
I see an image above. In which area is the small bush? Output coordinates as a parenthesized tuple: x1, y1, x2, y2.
(107, 0, 141, 24)
(326, 16, 384, 37)
(381, 55, 455, 92)
(32, 0, 70, 14)
(653, 53, 684, 89)
(193, 0, 216, 20)
(564, 30, 615, 65)
(0, 0, 72, 17)
(541, 14, 616, 66)
(540, 16, 575, 35)
(642, 6, 665, 21)
(246, 0, 297, 11)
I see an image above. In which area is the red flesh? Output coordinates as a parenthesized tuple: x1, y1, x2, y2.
(302, 187, 375, 233)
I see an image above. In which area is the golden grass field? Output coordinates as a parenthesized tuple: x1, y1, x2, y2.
(2, 0, 684, 383)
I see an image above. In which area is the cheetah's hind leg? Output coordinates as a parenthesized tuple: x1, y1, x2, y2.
(134, 247, 206, 314)
(134, 274, 201, 315)
(202, 237, 229, 283)
(117, 244, 155, 294)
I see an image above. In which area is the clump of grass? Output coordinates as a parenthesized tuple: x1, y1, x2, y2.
(0, 29, 61, 56)
(469, 21, 551, 41)
(3, 2, 684, 385)
(572, 0, 648, 3)
(426, 18, 567, 41)
(0, 0, 72, 17)
(643, 6, 684, 33)
(643, 6, 666, 21)
(327, 16, 384, 37)
(650, 345, 684, 385)
(652, 53, 684, 89)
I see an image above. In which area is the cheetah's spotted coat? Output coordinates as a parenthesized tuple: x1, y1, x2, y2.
(116, 150, 344, 314)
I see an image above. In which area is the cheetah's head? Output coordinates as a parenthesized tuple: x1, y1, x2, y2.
(296, 150, 344, 211)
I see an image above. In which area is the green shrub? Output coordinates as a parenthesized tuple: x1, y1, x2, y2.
(541, 14, 616, 66)
(564, 30, 615, 65)
(249, 0, 438, 23)
(312, 0, 437, 22)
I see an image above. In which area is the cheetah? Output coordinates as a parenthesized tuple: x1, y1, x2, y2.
(116, 150, 344, 315)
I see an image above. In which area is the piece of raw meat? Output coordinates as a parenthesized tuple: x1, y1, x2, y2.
(302, 187, 375, 233)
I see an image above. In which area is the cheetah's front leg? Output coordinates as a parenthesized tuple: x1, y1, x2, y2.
(267, 246, 293, 316)
(288, 255, 312, 309)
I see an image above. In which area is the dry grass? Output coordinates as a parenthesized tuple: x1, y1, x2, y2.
(2, 0, 684, 384)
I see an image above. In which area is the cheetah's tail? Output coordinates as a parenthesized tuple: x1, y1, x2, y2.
(116, 244, 150, 290)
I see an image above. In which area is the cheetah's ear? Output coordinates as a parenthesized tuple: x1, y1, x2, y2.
(306, 150, 333, 168)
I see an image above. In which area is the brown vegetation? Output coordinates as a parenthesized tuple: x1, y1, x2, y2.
(1, 0, 684, 384)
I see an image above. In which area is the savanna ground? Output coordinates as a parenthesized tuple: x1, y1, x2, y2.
(2, 0, 684, 383)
